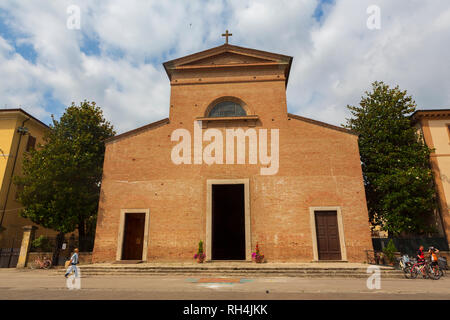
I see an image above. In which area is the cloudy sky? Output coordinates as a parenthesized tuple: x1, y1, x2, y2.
(0, 0, 449, 133)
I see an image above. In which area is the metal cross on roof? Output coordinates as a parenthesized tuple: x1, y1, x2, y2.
(221, 30, 232, 44)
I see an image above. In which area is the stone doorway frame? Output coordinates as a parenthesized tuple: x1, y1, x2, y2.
(309, 206, 347, 262)
(116, 209, 150, 261)
(206, 179, 251, 261)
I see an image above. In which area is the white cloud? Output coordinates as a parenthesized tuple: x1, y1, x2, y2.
(0, 0, 448, 132)
(288, 0, 450, 124)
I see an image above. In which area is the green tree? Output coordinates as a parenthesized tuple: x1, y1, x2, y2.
(345, 81, 436, 236)
(15, 101, 115, 261)
(382, 239, 398, 264)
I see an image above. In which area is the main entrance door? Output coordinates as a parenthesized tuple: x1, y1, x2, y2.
(212, 184, 245, 260)
(315, 211, 342, 260)
(121, 212, 145, 260)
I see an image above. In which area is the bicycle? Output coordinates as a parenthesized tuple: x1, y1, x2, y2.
(409, 259, 442, 280)
(438, 257, 447, 276)
(29, 256, 52, 269)
(409, 260, 427, 279)
(428, 261, 443, 280)
(399, 255, 415, 279)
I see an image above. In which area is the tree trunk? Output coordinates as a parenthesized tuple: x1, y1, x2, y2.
(52, 231, 65, 266)
(78, 218, 86, 252)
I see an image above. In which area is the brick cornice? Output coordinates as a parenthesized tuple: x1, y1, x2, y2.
(105, 118, 170, 144)
(411, 109, 450, 120)
(287, 113, 357, 136)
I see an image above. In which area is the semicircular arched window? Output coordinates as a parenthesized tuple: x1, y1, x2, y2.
(208, 101, 247, 118)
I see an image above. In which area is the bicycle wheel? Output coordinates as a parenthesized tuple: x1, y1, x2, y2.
(403, 266, 411, 279)
(43, 260, 52, 269)
(430, 267, 442, 280)
(422, 267, 429, 279)
(409, 267, 419, 279)
(29, 260, 39, 269)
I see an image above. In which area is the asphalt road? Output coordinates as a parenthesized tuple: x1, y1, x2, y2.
(0, 268, 449, 300)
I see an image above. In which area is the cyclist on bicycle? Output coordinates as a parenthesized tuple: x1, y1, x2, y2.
(417, 245, 425, 263)
(416, 245, 427, 277)
(428, 246, 439, 267)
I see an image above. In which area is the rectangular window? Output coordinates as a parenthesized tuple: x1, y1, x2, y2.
(26, 135, 36, 151)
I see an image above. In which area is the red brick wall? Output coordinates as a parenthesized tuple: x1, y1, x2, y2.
(28, 252, 92, 266)
(92, 53, 372, 263)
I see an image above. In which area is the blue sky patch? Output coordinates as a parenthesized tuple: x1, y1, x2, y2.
(313, 0, 335, 21)
(42, 90, 66, 122)
(80, 33, 101, 56)
(0, 10, 38, 64)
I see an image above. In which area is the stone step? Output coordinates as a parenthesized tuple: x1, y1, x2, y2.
(55, 266, 405, 278)
(72, 266, 394, 271)
(74, 268, 399, 273)
(62, 272, 405, 279)
(74, 269, 403, 273)
(68, 269, 402, 274)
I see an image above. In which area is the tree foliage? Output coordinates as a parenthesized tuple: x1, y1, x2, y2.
(15, 101, 115, 242)
(345, 81, 436, 236)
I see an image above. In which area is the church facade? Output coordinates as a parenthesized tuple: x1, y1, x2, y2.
(92, 42, 372, 263)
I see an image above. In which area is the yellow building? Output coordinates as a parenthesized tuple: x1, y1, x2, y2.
(0, 109, 54, 248)
(412, 109, 450, 247)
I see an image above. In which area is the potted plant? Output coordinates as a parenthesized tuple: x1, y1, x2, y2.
(252, 243, 265, 263)
(382, 239, 398, 266)
(194, 240, 206, 263)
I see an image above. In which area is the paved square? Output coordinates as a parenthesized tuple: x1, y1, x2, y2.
(0, 269, 449, 300)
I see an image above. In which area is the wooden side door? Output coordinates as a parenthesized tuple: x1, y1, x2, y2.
(121, 213, 145, 260)
(315, 211, 342, 260)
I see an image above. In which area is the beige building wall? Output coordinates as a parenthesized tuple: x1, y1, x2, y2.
(429, 119, 450, 217)
(0, 110, 58, 248)
(413, 110, 450, 246)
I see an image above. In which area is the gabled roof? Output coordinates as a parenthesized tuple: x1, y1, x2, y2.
(163, 43, 293, 87)
(288, 113, 357, 136)
(106, 113, 355, 145)
(105, 118, 170, 144)
(411, 109, 450, 120)
(0, 108, 49, 129)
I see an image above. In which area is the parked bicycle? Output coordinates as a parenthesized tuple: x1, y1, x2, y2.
(399, 255, 415, 279)
(438, 256, 447, 276)
(409, 259, 443, 280)
(29, 256, 52, 269)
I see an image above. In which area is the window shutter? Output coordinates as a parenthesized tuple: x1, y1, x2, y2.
(26, 135, 36, 151)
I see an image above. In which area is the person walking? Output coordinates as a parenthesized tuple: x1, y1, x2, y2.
(64, 248, 79, 278)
